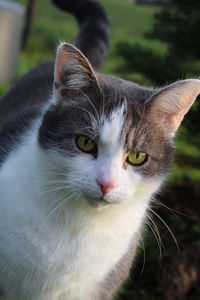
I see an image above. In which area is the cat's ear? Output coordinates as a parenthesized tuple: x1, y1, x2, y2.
(147, 79, 200, 136)
(53, 43, 99, 98)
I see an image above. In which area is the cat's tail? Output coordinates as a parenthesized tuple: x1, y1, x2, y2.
(52, 0, 110, 70)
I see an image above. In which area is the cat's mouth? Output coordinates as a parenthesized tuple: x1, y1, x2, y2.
(87, 195, 118, 208)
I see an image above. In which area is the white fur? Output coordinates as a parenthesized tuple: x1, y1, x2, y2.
(0, 110, 163, 299)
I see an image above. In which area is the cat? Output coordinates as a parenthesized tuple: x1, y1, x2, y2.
(0, 0, 200, 299)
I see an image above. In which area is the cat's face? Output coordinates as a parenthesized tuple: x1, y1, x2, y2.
(38, 43, 200, 208)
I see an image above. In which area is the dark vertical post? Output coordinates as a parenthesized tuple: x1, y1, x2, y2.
(22, 0, 38, 49)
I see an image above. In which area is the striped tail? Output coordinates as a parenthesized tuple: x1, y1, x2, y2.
(52, 0, 110, 70)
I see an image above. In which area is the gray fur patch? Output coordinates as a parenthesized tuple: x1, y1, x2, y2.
(39, 73, 173, 179)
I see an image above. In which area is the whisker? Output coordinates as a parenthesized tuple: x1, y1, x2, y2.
(147, 215, 164, 265)
(139, 234, 146, 277)
(80, 91, 100, 124)
(41, 192, 74, 226)
(39, 186, 68, 196)
(149, 208, 179, 251)
(154, 199, 194, 220)
(65, 104, 98, 128)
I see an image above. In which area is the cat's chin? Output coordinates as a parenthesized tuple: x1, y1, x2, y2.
(86, 196, 118, 208)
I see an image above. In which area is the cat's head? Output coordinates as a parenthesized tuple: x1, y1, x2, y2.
(38, 43, 200, 208)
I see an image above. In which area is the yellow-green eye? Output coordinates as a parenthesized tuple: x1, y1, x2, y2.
(76, 136, 97, 153)
(127, 152, 147, 166)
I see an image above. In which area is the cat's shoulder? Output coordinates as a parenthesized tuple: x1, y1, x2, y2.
(0, 62, 54, 123)
(0, 62, 53, 166)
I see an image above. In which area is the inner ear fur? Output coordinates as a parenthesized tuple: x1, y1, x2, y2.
(54, 43, 99, 91)
(146, 79, 200, 136)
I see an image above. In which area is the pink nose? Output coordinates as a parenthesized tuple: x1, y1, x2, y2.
(96, 180, 116, 194)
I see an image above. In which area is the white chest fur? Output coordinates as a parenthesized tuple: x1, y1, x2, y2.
(0, 134, 151, 299)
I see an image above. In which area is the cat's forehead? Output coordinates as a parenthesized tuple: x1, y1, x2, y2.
(95, 78, 150, 143)
(54, 75, 155, 147)
(99, 106, 124, 149)
(98, 74, 154, 105)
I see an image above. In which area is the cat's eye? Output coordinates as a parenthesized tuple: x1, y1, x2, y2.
(127, 152, 147, 166)
(76, 136, 97, 153)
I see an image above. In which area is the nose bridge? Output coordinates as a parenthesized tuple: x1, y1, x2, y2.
(99, 158, 119, 181)
(96, 114, 124, 191)
(96, 152, 122, 194)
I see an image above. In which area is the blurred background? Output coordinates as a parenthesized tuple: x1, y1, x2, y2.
(0, 0, 199, 299)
